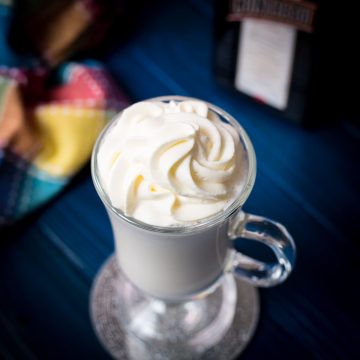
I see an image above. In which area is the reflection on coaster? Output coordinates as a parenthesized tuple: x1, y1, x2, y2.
(90, 255, 259, 360)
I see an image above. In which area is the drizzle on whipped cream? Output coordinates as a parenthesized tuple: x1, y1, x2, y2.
(97, 100, 243, 226)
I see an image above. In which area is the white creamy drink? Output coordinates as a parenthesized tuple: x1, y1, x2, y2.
(96, 99, 246, 299)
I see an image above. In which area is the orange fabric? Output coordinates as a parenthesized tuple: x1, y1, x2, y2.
(0, 82, 41, 157)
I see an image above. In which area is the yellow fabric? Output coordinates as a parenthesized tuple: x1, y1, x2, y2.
(34, 105, 107, 177)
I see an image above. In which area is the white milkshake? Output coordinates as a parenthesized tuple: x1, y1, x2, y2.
(96, 99, 247, 299)
(91, 98, 296, 359)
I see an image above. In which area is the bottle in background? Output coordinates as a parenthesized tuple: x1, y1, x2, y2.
(213, 0, 351, 127)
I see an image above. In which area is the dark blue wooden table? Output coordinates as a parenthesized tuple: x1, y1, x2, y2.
(1, 0, 359, 359)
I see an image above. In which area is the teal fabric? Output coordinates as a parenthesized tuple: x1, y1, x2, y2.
(15, 166, 68, 219)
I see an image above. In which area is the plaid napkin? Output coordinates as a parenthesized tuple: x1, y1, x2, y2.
(0, 0, 129, 227)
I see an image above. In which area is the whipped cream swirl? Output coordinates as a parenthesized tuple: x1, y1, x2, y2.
(97, 100, 243, 226)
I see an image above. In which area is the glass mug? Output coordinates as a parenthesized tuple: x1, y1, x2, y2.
(91, 96, 296, 355)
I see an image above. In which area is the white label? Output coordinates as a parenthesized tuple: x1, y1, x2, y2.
(235, 19, 296, 110)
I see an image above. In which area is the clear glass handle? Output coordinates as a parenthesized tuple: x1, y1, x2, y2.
(228, 211, 296, 287)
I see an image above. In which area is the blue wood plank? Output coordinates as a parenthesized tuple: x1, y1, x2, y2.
(0, 215, 109, 359)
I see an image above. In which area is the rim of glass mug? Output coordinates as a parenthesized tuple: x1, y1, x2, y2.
(91, 95, 257, 234)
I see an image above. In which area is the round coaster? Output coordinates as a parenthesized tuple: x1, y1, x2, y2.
(90, 255, 259, 360)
